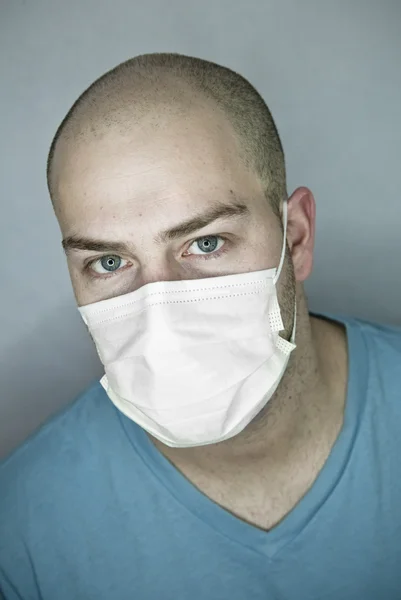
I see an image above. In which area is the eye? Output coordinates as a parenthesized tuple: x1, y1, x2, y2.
(90, 255, 128, 275)
(186, 235, 225, 257)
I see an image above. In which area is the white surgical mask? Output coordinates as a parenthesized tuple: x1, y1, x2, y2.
(79, 201, 296, 448)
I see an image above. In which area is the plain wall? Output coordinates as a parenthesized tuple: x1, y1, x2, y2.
(1, 0, 400, 459)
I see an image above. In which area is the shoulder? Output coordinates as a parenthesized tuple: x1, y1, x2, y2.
(317, 313, 401, 400)
(347, 316, 401, 363)
(0, 380, 113, 516)
(341, 316, 401, 414)
(321, 311, 401, 357)
(0, 381, 120, 595)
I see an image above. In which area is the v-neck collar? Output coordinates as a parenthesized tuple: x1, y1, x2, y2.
(118, 314, 368, 559)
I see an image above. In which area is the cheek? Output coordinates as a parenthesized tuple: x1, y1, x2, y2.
(275, 253, 297, 337)
(66, 262, 92, 307)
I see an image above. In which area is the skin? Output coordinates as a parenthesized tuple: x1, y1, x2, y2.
(51, 99, 348, 530)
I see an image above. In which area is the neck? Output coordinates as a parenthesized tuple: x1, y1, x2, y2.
(150, 287, 347, 475)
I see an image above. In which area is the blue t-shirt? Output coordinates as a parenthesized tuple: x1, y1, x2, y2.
(1, 316, 401, 599)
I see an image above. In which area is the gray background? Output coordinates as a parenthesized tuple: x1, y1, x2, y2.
(1, 0, 400, 459)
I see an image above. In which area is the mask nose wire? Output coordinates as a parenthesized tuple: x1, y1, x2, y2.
(273, 199, 288, 285)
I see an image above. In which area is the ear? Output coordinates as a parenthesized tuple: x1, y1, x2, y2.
(285, 187, 316, 282)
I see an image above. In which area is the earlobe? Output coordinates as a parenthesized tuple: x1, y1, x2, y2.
(286, 187, 316, 282)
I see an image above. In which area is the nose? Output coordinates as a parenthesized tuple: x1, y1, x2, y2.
(135, 259, 191, 290)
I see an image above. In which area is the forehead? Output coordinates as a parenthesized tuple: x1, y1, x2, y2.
(52, 105, 264, 235)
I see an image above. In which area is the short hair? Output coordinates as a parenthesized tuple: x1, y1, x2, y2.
(47, 53, 287, 212)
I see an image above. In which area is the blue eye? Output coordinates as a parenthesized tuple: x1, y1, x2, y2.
(188, 236, 225, 256)
(91, 255, 127, 275)
(101, 256, 121, 271)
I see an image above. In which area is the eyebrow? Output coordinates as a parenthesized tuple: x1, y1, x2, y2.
(61, 201, 250, 254)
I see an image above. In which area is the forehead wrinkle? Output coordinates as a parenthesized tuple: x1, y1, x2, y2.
(155, 200, 250, 245)
(62, 196, 251, 256)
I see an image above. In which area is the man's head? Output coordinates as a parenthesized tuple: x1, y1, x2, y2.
(48, 53, 315, 337)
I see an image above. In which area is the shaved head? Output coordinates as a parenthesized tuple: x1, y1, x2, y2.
(45, 51, 317, 351)
(47, 53, 287, 213)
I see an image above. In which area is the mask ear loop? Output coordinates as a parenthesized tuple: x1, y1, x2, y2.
(273, 199, 288, 286)
(273, 199, 297, 344)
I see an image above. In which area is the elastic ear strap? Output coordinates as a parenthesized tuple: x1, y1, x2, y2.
(273, 199, 288, 285)
(290, 300, 297, 344)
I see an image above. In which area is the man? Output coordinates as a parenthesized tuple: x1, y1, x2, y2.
(0, 53, 400, 599)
